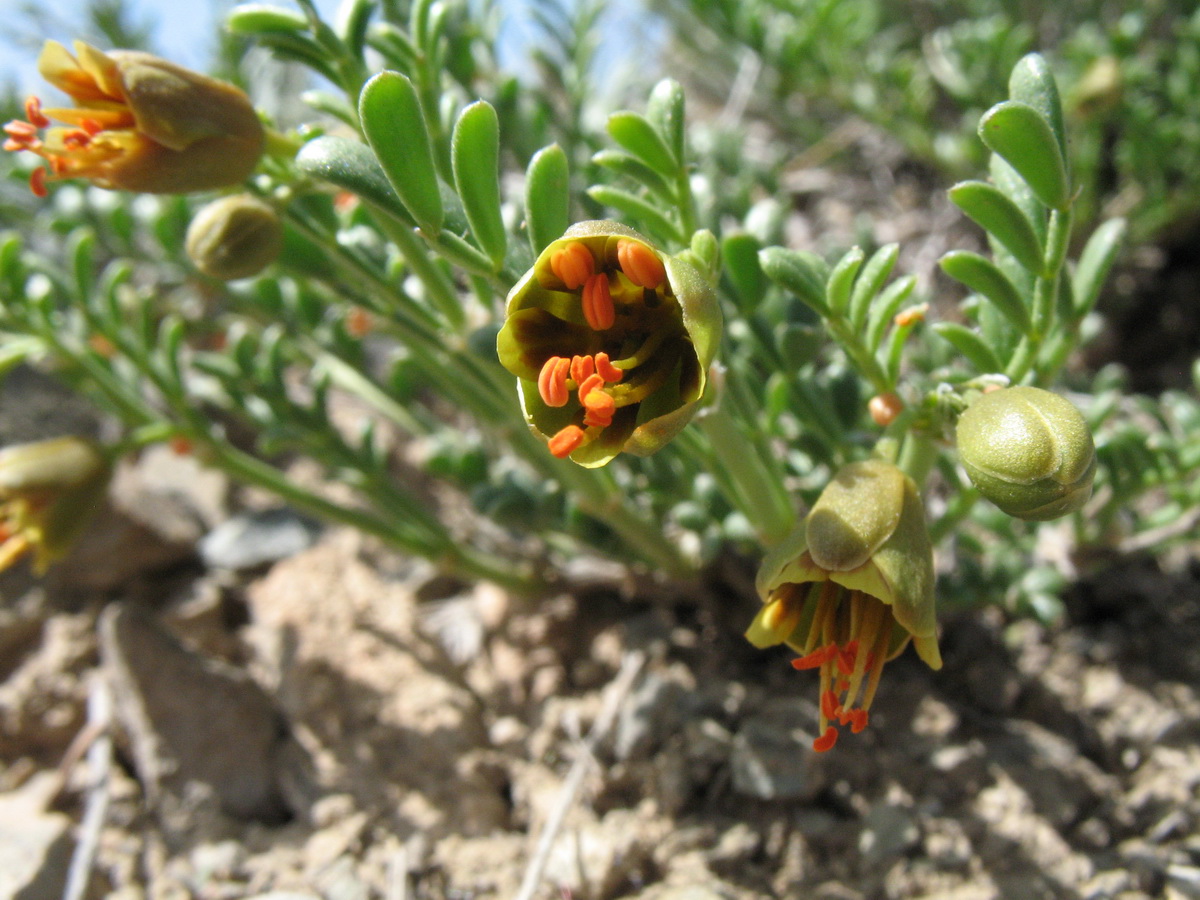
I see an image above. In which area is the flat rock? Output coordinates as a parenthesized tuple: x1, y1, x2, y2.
(99, 603, 310, 824)
(730, 700, 823, 801)
(0, 772, 73, 900)
(200, 509, 323, 571)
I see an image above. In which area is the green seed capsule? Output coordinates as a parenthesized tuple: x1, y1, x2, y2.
(956, 386, 1095, 521)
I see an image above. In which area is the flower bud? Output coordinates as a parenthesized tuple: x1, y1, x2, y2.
(746, 459, 940, 752)
(497, 221, 722, 467)
(0, 436, 110, 573)
(4, 41, 263, 195)
(186, 194, 282, 280)
(956, 386, 1095, 521)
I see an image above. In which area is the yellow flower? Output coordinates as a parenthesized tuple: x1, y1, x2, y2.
(0, 436, 110, 574)
(746, 460, 941, 753)
(496, 221, 721, 467)
(3, 41, 263, 195)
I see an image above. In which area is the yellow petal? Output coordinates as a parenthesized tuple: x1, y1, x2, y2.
(73, 41, 125, 100)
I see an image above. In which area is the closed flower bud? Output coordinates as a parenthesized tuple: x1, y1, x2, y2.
(186, 194, 282, 280)
(956, 386, 1095, 521)
(497, 221, 722, 467)
(4, 41, 263, 195)
(0, 436, 110, 573)
(746, 459, 940, 753)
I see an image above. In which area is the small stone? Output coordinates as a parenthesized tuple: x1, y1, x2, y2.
(0, 772, 73, 900)
(200, 508, 323, 571)
(730, 701, 822, 801)
(1168, 865, 1200, 899)
(858, 803, 920, 868)
(1080, 869, 1132, 899)
(99, 603, 308, 824)
(615, 670, 686, 760)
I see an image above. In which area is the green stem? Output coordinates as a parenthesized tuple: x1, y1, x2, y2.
(1007, 207, 1072, 384)
(699, 402, 796, 545)
(895, 431, 940, 488)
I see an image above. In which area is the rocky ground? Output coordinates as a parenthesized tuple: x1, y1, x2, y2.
(1, 362, 1199, 900)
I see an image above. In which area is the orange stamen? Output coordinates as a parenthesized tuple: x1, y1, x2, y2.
(792, 644, 836, 670)
(62, 130, 91, 150)
(569, 354, 594, 386)
(4, 121, 38, 139)
(836, 641, 859, 676)
(24, 97, 50, 129)
(594, 352, 623, 383)
(616, 239, 665, 290)
(812, 726, 839, 753)
(582, 389, 615, 428)
(849, 709, 869, 734)
(549, 242, 595, 290)
(537, 356, 571, 407)
(80, 118, 103, 137)
(29, 167, 47, 198)
(581, 273, 615, 331)
(820, 689, 840, 722)
(576, 373, 605, 406)
(548, 425, 586, 458)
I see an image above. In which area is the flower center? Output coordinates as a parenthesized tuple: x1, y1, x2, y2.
(534, 238, 682, 458)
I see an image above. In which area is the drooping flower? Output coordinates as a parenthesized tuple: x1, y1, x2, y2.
(3, 41, 263, 195)
(497, 221, 721, 467)
(0, 436, 111, 574)
(955, 385, 1095, 521)
(746, 459, 941, 752)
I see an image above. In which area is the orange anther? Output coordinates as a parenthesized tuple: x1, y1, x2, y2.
(4, 139, 29, 152)
(548, 424, 586, 458)
(594, 351, 623, 383)
(820, 689, 840, 721)
(24, 97, 50, 129)
(549, 242, 595, 290)
(849, 709, 869, 734)
(576, 373, 605, 406)
(29, 167, 47, 198)
(812, 726, 839, 753)
(80, 118, 103, 137)
(582, 389, 615, 428)
(62, 130, 91, 150)
(4, 121, 37, 139)
(537, 356, 571, 407)
(894, 304, 928, 327)
(836, 647, 857, 677)
(581, 273, 615, 331)
(346, 307, 372, 338)
(569, 354, 595, 386)
(791, 644, 836, 670)
(616, 239, 665, 290)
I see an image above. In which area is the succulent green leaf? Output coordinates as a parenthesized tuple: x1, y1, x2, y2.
(366, 22, 418, 74)
(940, 250, 1032, 336)
(848, 243, 899, 332)
(865, 275, 916, 352)
(585, 186, 683, 245)
(646, 79, 686, 167)
(1008, 53, 1067, 161)
(722, 234, 767, 313)
(758, 247, 831, 317)
(826, 246, 864, 318)
(931, 322, 1003, 374)
(606, 111, 677, 178)
(979, 101, 1069, 212)
(339, 0, 374, 60)
(359, 71, 444, 234)
(1072, 218, 1126, 320)
(591, 150, 673, 199)
(949, 180, 1045, 275)
(69, 230, 95, 304)
(295, 135, 415, 226)
(524, 144, 570, 255)
(451, 101, 506, 271)
(225, 4, 310, 33)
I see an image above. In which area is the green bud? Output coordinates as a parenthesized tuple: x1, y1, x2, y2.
(0, 436, 111, 573)
(496, 220, 722, 467)
(185, 194, 283, 280)
(956, 386, 1095, 521)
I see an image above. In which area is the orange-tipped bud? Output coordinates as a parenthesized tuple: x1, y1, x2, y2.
(617, 238, 665, 289)
(549, 241, 595, 290)
(548, 425, 586, 458)
(581, 273, 615, 331)
(537, 356, 571, 407)
(868, 392, 903, 427)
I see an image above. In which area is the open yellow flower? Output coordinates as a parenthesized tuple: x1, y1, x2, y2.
(3, 41, 263, 195)
(746, 460, 941, 752)
(0, 436, 110, 574)
(497, 221, 721, 467)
